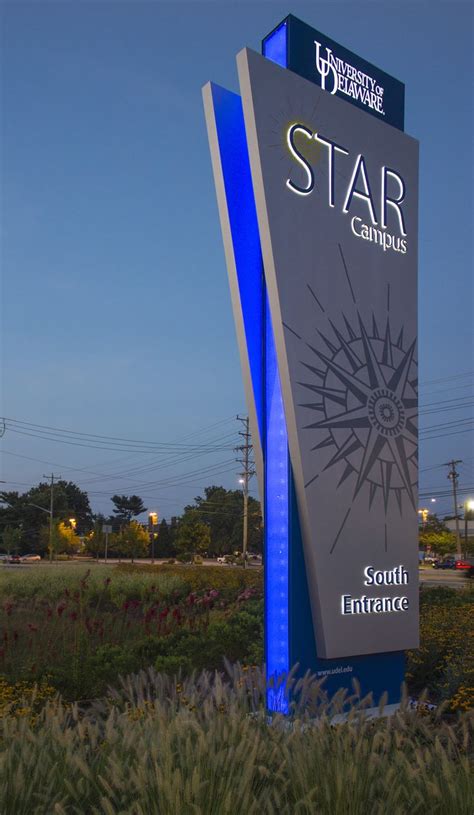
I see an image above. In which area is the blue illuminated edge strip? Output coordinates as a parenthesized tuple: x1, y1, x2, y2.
(263, 15, 290, 713)
(207, 83, 289, 712)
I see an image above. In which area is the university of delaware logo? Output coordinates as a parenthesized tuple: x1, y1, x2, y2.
(314, 40, 386, 115)
(314, 41, 338, 94)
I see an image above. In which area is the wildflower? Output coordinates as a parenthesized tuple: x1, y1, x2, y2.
(3, 602, 14, 616)
(56, 602, 66, 617)
(144, 607, 156, 624)
(69, 611, 78, 622)
(27, 623, 38, 633)
(237, 588, 255, 602)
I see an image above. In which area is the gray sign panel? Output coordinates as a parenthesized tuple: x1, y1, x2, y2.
(238, 48, 419, 658)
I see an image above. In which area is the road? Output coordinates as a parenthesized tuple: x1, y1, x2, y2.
(419, 567, 471, 589)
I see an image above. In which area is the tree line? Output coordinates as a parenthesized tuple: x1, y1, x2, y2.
(0, 482, 263, 560)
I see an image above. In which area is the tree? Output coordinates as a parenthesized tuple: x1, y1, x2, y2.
(185, 486, 263, 556)
(1, 526, 22, 556)
(39, 521, 82, 558)
(175, 512, 211, 556)
(117, 521, 149, 562)
(111, 495, 147, 524)
(156, 518, 177, 558)
(419, 515, 456, 556)
(85, 521, 105, 560)
(0, 481, 92, 553)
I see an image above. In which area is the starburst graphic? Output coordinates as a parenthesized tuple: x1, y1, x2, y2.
(291, 248, 418, 553)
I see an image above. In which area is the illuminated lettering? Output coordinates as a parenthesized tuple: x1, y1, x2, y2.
(314, 133, 349, 207)
(343, 154, 378, 225)
(286, 124, 315, 196)
(364, 565, 409, 586)
(285, 125, 409, 255)
(341, 594, 410, 614)
(382, 166, 407, 235)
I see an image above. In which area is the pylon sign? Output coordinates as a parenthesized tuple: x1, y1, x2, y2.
(203, 16, 419, 712)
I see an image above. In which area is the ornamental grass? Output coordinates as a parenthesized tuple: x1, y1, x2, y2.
(0, 665, 472, 815)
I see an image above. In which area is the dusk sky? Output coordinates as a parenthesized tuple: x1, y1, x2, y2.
(1, 0, 473, 521)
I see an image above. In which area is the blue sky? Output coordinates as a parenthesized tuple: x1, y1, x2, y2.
(1, 0, 473, 520)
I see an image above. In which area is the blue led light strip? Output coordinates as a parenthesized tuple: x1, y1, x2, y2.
(262, 12, 290, 713)
(264, 294, 289, 713)
(208, 83, 290, 711)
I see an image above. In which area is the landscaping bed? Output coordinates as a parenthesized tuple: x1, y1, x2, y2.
(0, 564, 472, 710)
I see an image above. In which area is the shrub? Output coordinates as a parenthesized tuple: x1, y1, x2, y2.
(406, 588, 474, 709)
(0, 666, 472, 815)
(115, 563, 263, 599)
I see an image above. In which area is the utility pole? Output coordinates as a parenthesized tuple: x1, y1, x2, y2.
(444, 460, 462, 557)
(236, 416, 255, 568)
(43, 473, 61, 562)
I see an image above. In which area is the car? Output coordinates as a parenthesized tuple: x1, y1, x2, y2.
(20, 554, 41, 562)
(216, 556, 227, 564)
(455, 559, 474, 577)
(433, 557, 456, 569)
(8, 554, 22, 564)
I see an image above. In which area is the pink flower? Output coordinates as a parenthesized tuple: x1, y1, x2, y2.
(56, 602, 67, 617)
(27, 623, 38, 633)
(237, 588, 255, 602)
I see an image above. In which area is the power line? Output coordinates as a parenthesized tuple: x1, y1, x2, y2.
(2, 416, 235, 450)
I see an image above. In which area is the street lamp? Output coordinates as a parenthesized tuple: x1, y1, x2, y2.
(418, 508, 429, 528)
(148, 512, 158, 563)
(69, 518, 77, 529)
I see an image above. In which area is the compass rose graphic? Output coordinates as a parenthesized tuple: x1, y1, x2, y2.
(292, 249, 418, 549)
